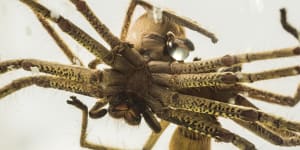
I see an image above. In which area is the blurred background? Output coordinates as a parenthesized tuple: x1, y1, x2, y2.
(0, 0, 299, 150)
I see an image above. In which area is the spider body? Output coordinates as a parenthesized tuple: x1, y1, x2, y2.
(102, 11, 196, 131)
(1, 0, 300, 150)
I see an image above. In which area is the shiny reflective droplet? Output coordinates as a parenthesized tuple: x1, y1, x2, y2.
(168, 48, 190, 61)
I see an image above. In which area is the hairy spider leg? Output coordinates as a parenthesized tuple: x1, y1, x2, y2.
(149, 85, 300, 132)
(147, 91, 256, 150)
(34, 2, 109, 70)
(0, 59, 103, 99)
(86, 0, 139, 69)
(120, 0, 138, 41)
(69, 0, 120, 48)
(149, 46, 300, 74)
(31, 3, 111, 82)
(85, 0, 138, 69)
(0, 76, 103, 99)
(233, 83, 300, 106)
(231, 95, 300, 146)
(35, 13, 84, 66)
(152, 65, 300, 89)
(175, 86, 300, 147)
(180, 83, 300, 146)
(0, 59, 101, 83)
(156, 109, 256, 150)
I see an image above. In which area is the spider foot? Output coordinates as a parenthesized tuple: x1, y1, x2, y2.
(66, 96, 88, 111)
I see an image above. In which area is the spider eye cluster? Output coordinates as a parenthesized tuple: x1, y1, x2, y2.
(165, 31, 195, 61)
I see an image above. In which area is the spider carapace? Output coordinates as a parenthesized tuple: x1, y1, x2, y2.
(1, 0, 300, 150)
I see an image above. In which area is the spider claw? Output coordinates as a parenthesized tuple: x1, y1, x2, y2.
(70, 95, 78, 101)
(66, 100, 73, 105)
(66, 96, 88, 111)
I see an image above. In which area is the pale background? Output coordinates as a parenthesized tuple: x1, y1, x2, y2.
(0, 0, 300, 150)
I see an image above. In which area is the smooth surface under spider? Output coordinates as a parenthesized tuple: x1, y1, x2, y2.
(1, 1, 299, 149)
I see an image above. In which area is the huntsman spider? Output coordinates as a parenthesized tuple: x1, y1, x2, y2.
(0, 0, 300, 150)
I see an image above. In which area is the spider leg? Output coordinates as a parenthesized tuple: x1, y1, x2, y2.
(232, 95, 300, 146)
(66, 96, 118, 150)
(120, 0, 138, 41)
(20, 0, 134, 72)
(0, 59, 101, 83)
(152, 72, 239, 88)
(145, 95, 248, 149)
(68, 0, 145, 67)
(234, 83, 300, 106)
(35, 13, 83, 66)
(149, 84, 300, 132)
(0, 76, 103, 99)
(236, 66, 300, 83)
(68, 0, 120, 48)
(152, 66, 299, 89)
(143, 120, 170, 150)
(135, 0, 218, 43)
(157, 109, 256, 150)
(33, 9, 88, 70)
(149, 46, 300, 74)
(88, 0, 136, 69)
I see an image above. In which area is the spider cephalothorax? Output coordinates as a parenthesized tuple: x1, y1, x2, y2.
(99, 66, 157, 128)
(1, 0, 300, 150)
